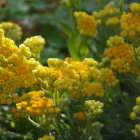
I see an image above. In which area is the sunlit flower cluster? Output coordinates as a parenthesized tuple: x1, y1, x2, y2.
(2, 1, 140, 138)
(16, 91, 60, 116)
(0, 22, 22, 41)
(74, 12, 97, 37)
(0, 29, 39, 93)
(33, 58, 117, 97)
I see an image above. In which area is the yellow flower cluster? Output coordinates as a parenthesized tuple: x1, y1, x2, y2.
(84, 100, 104, 116)
(102, 43, 133, 73)
(129, 3, 140, 15)
(120, 12, 140, 37)
(84, 82, 104, 97)
(38, 135, 55, 140)
(105, 16, 119, 26)
(0, 22, 22, 41)
(130, 97, 140, 137)
(73, 112, 86, 120)
(33, 58, 116, 97)
(16, 91, 60, 116)
(24, 36, 45, 58)
(0, 29, 39, 93)
(93, 6, 120, 19)
(107, 36, 124, 47)
(74, 12, 97, 37)
(93, 3, 120, 28)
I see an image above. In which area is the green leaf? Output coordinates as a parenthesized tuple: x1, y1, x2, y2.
(68, 34, 81, 58)
(10, 121, 15, 128)
(78, 44, 89, 59)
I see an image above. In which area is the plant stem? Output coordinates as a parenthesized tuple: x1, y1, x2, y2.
(120, 0, 124, 15)
(28, 116, 41, 128)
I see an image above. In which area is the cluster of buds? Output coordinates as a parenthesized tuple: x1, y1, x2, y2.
(130, 96, 140, 137)
(84, 100, 104, 116)
(24, 36, 45, 58)
(107, 35, 124, 47)
(0, 22, 22, 41)
(132, 124, 140, 137)
(130, 96, 140, 120)
(129, 3, 140, 15)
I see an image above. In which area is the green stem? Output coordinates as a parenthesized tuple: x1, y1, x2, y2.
(28, 116, 41, 128)
(120, 0, 124, 15)
(84, 116, 93, 140)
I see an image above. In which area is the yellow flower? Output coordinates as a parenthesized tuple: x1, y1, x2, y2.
(33, 58, 108, 97)
(120, 12, 140, 38)
(19, 44, 31, 58)
(73, 112, 86, 120)
(74, 12, 97, 37)
(0, 30, 39, 93)
(129, 3, 140, 15)
(102, 43, 133, 73)
(16, 91, 60, 116)
(84, 82, 104, 97)
(97, 68, 117, 86)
